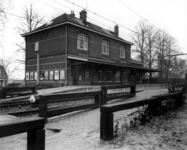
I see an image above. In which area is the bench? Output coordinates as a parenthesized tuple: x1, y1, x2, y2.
(0, 117, 45, 150)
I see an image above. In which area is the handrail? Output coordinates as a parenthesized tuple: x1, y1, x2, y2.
(0, 117, 45, 150)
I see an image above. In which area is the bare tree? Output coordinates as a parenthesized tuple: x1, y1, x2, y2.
(0, 58, 21, 78)
(131, 21, 148, 65)
(16, 2, 45, 53)
(0, 0, 7, 36)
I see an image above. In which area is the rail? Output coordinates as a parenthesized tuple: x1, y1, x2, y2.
(101, 84, 136, 105)
(0, 87, 37, 99)
(0, 117, 45, 150)
(100, 91, 184, 140)
(39, 91, 102, 122)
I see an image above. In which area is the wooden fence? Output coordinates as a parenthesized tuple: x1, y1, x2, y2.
(0, 87, 37, 99)
(101, 84, 136, 105)
(0, 117, 45, 150)
(100, 84, 185, 140)
(39, 91, 102, 122)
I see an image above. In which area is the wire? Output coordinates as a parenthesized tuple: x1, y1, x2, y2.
(117, 0, 187, 48)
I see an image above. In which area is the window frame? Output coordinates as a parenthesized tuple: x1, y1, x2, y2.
(77, 33, 88, 51)
(102, 40, 109, 55)
(35, 41, 39, 51)
(30, 72, 34, 80)
(115, 71, 121, 82)
(85, 70, 89, 80)
(120, 45, 126, 59)
(98, 70, 102, 82)
(106, 71, 112, 82)
(60, 70, 65, 80)
(44, 71, 49, 80)
(26, 72, 29, 81)
(49, 71, 54, 80)
(54, 70, 60, 80)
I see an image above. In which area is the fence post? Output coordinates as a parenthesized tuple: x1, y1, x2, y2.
(94, 91, 102, 106)
(27, 129, 45, 150)
(130, 85, 136, 95)
(101, 87, 107, 105)
(39, 95, 48, 123)
(100, 112, 114, 140)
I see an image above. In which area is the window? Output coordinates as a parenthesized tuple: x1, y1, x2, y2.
(60, 70, 65, 79)
(115, 71, 121, 82)
(34, 72, 37, 80)
(35, 41, 39, 51)
(123, 70, 129, 82)
(102, 40, 109, 55)
(77, 33, 88, 50)
(49, 71, 54, 80)
(85, 71, 89, 79)
(107, 71, 112, 82)
(54, 70, 59, 80)
(30, 72, 34, 80)
(44, 71, 49, 80)
(98, 70, 102, 82)
(0, 69, 1, 77)
(40, 71, 44, 80)
(26, 72, 29, 80)
(120, 46, 125, 58)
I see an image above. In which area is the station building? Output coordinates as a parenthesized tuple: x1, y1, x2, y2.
(22, 10, 159, 86)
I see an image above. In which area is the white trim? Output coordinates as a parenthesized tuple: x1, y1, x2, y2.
(68, 56, 88, 61)
(22, 21, 133, 45)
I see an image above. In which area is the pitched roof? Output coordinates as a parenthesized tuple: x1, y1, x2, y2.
(22, 13, 133, 45)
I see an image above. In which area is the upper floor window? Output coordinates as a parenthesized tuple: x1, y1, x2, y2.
(77, 33, 88, 50)
(120, 46, 125, 58)
(35, 41, 39, 51)
(102, 40, 109, 55)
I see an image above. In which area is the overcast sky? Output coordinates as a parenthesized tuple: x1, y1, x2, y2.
(1, 0, 187, 79)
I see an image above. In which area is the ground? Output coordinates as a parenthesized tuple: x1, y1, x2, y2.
(96, 101, 187, 150)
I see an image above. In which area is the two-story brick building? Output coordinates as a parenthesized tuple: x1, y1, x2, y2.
(22, 10, 159, 86)
(0, 65, 8, 87)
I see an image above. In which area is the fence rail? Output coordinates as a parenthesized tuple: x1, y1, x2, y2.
(0, 87, 37, 99)
(0, 117, 45, 150)
(39, 91, 102, 122)
(100, 83, 185, 140)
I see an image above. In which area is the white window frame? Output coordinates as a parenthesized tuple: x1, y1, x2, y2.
(60, 70, 65, 80)
(35, 41, 39, 51)
(26, 72, 29, 80)
(44, 71, 49, 80)
(120, 46, 126, 58)
(77, 33, 88, 51)
(49, 71, 54, 80)
(30, 72, 34, 80)
(34, 72, 37, 80)
(54, 70, 59, 80)
(102, 40, 109, 55)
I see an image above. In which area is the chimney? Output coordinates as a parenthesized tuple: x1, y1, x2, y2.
(80, 10, 87, 24)
(114, 24, 119, 37)
(70, 10, 75, 18)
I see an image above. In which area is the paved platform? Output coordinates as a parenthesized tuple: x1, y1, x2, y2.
(0, 114, 17, 122)
(0, 88, 168, 150)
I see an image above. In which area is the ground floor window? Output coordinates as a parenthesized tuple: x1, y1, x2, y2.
(45, 71, 49, 80)
(30, 72, 34, 80)
(26, 72, 29, 80)
(115, 71, 121, 82)
(54, 70, 59, 80)
(40, 71, 44, 80)
(85, 70, 89, 79)
(98, 70, 102, 82)
(107, 71, 112, 82)
(123, 70, 129, 82)
(60, 70, 65, 79)
(49, 71, 54, 80)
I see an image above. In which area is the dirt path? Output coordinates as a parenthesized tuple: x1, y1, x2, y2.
(96, 102, 187, 150)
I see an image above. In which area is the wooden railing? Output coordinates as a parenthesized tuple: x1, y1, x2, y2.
(39, 91, 102, 122)
(0, 87, 37, 99)
(0, 117, 45, 150)
(100, 91, 184, 140)
(101, 84, 136, 105)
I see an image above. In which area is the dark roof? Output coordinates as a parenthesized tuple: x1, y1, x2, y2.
(0, 65, 8, 77)
(22, 13, 133, 45)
